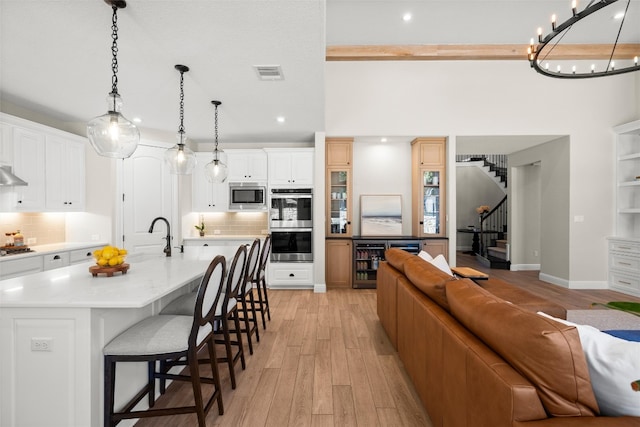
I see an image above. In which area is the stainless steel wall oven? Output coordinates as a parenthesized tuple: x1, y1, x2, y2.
(270, 188, 313, 262)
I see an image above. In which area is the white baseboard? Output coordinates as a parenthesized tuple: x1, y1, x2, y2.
(510, 263, 540, 271)
(314, 283, 327, 293)
(539, 273, 608, 290)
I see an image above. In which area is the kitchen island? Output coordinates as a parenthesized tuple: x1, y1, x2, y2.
(0, 245, 239, 427)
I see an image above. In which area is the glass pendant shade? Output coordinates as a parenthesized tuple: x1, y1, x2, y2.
(204, 149, 228, 183)
(165, 132, 196, 175)
(87, 93, 140, 159)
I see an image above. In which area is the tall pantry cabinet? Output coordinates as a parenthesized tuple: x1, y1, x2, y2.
(411, 137, 449, 259)
(325, 138, 353, 288)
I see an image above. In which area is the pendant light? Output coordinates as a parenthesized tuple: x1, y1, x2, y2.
(164, 65, 196, 174)
(86, 0, 140, 159)
(204, 100, 228, 183)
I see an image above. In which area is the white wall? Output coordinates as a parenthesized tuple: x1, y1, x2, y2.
(325, 60, 637, 285)
(352, 141, 412, 236)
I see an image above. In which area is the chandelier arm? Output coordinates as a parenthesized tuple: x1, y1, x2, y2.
(606, 0, 631, 71)
(538, 25, 573, 65)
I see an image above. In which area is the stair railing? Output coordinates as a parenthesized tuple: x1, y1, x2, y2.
(479, 195, 508, 258)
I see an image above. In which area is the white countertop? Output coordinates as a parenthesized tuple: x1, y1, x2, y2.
(0, 241, 107, 262)
(0, 246, 239, 309)
(183, 234, 265, 241)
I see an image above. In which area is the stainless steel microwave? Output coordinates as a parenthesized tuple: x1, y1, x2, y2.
(229, 183, 267, 210)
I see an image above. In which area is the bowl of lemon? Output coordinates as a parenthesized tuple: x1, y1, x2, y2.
(89, 245, 129, 277)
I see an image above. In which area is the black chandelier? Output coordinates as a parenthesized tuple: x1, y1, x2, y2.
(529, 0, 640, 79)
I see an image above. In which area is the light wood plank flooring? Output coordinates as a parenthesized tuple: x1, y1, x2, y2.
(135, 253, 640, 426)
(135, 289, 432, 427)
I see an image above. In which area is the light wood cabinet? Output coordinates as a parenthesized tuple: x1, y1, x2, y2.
(421, 239, 449, 261)
(326, 138, 352, 167)
(326, 138, 353, 237)
(412, 137, 447, 238)
(326, 239, 352, 288)
(226, 149, 267, 182)
(192, 152, 229, 212)
(266, 148, 314, 186)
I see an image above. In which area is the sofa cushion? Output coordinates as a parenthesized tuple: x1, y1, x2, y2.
(404, 256, 456, 311)
(447, 279, 599, 417)
(384, 248, 415, 274)
(538, 312, 640, 417)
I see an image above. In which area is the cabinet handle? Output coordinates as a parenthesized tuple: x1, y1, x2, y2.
(619, 280, 632, 285)
(289, 273, 295, 277)
(204, 243, 209, 246)
(419, 221, 424, 225)
(619, 262, 632, 266)
(53, 255, 61, 260)
(18, 200, 22, 204)
(618, 246, 632, 250)
(86, 252, 92, 257)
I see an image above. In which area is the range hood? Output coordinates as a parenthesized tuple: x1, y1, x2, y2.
(0, 166, 28, 186)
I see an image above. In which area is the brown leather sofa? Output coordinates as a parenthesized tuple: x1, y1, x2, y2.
(377, 248, 640, 427)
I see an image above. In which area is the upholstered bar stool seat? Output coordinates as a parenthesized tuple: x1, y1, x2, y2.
(103, 315, 209, 356)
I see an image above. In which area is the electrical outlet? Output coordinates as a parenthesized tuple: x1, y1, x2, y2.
(533, 250, 539, 257)
(27, 237, 36, 245)
(214, 230, 221, 235)
(31, 337, 53, 352)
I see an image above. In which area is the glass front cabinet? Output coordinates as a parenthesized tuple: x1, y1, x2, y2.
(412, 137, 447, 238)
(327, 169, 352, 236)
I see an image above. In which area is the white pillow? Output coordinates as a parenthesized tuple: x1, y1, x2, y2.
(428, 254, 453, 276)
(538, 312, 640, 416)
(418, 250, 433, 262)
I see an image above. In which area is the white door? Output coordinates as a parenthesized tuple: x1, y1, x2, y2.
(122, 145, 175, 254)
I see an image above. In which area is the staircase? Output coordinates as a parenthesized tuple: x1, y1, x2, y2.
(457, 154, 511, 269)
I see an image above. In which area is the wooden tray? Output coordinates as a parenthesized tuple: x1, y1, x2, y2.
(89, 263, 130, 277)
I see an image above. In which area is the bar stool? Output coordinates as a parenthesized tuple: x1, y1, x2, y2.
(103, 255, 226, 427)
(213, 244, 247, 389)
(159, 245, 248, 390)
(252, 234, 271, 329)
(238, 238, 261, 355)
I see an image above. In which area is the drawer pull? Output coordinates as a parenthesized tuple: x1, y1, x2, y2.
(618, 246, 632, 250)
(618, 280, 632, 285)
(619, 262, 632, 266)
(289, 273, 295, 277)
(53, 255, 61, 260)
(86, 252, 92, 257)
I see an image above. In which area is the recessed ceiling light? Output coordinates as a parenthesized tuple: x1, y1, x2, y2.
(132, 117, 142, 123)
(613, 11, 625, 19)
(276, 116, 285, 124)
(402, 13, 412, 22)
(381, 137, 388, 143)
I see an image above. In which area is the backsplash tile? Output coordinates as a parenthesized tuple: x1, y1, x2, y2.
(0, 212, 66, 246)
(195, 212, 268, 236)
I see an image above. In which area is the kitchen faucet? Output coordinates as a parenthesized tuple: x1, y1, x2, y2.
(148, 217, 172, 257)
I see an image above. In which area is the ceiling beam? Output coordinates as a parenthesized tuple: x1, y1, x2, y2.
(326, 44, 640, 61)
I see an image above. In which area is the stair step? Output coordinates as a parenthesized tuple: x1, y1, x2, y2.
(495, 239, 508, 248)
(487, 246, 508, 260)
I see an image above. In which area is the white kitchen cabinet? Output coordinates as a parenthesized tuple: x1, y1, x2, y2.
(266, 148, 314, 187)
(192, 152, 229, 212)
(70, 246, 102, 264)
(226, 149, 268, 182)
(0, 256, 43, 280)
(13, 126, 46, 211)
(45, 135, 86, 211)
(42, 251, 70, 271)
(268, 261, 313, 289)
